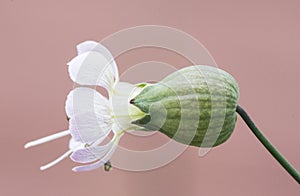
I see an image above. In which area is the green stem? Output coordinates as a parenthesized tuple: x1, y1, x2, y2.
(236, 105, 300, 184)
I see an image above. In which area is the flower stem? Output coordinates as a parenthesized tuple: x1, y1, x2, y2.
(236, 105, 300, 184)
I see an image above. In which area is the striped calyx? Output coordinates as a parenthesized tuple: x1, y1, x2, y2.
(131, 65, 239, 147)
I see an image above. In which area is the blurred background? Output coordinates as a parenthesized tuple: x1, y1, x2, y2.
(1, 0, 299, 195)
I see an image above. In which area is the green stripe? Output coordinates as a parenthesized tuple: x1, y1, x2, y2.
(132, 65, 239, 147)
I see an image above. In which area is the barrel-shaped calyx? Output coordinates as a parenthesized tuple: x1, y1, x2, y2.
(130, 65, 239, 147)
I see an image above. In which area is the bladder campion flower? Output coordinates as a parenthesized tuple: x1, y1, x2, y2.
(25, 41, 300, 184)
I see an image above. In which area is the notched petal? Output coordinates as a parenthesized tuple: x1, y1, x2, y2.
(65, 87, 109, 118)
(69, 111, 112, 144)
(68, 42, 119, 92)
(71, 143, 112, 163)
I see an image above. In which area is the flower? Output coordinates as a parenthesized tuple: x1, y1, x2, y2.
(24, 41, 146, 172)
(23, 40, 300, 183)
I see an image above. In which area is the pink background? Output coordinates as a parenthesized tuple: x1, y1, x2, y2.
(1, 0, 300, 195)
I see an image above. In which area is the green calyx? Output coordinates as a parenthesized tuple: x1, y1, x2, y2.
(129, 65, 300, 183)
(130, 65, 239, 147)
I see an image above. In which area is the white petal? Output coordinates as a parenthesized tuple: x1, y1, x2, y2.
(71, 142, 112, 163)
(76, 41, 114, 57)
(65, 87, 109, 118)
(77, 41, 99, 55)
(72, 159, 105, 172)
(69, 111, 112, 144)
(68, 49, 119, 92)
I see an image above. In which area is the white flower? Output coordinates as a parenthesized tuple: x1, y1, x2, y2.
(24, 41, 146, 172)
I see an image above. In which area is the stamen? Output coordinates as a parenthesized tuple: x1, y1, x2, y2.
(104, 161, 112, 171)
(40, 149, 72, 171)
(24, 130, 70, 149)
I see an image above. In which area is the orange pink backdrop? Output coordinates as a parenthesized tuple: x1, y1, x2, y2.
(1, 0, 299, 195)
